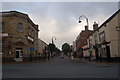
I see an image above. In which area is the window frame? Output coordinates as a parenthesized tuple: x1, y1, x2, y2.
(17, 23, 23, 32)
(99, 31, 105, 42)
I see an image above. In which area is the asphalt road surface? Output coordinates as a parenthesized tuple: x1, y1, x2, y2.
(2, 56, 119, 78)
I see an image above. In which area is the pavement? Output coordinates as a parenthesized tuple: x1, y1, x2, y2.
(2, 56, 120, 78)
(72, 57, 120, 65)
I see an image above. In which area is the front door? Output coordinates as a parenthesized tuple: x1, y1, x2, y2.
(106, 46, 111, 61)
(16, 48, 22, 58)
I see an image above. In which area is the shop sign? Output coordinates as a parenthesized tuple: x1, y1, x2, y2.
(0, 33, 8, 37)
(29, 48, 35, 50)
(28, 36, 34, 41)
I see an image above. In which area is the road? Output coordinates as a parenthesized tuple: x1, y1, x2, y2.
(2, 56, 119, 78)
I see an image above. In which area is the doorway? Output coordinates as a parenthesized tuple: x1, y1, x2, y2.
(106, 46, 111, 61)
(16, 48, 22, 58)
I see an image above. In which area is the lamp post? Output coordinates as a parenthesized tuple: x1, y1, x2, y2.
(50, 36, 56, 58)
(78, 15, 89, 58)
(78, 15, 89, 27)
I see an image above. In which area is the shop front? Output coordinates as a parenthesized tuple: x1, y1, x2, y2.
(13, 42, 27, 61)
(98, 40, 111, 61)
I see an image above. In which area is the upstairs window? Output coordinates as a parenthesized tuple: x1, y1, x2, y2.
(2, 22, 5, 32)
(99, 31, 105, 42)
(0, 39, 2, 53)
(18, 23, 23, 32)
(89, 39, 92, 46)
(31, 30, 33, 37)
(0, 22, 4, 32)
(94, 35, 98, 44)
(28, 28, 31, 35)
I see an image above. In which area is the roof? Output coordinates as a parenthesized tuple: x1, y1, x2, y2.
(0, 11, 39, 31)
(88, 9, 120, 38)
(38, 38, 48, 46)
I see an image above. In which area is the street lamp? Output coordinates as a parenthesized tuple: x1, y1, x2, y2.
(78, 15, 89, 27)
(52, 36, 56, 44)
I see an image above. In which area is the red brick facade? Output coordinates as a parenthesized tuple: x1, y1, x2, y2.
(76, 26, 93, 57)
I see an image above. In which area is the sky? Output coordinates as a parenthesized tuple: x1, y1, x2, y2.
(1, 1, 119, 50)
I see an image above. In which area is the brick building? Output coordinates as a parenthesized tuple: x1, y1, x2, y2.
(0, 11, 39, 61)
(76, 26, 93, 57)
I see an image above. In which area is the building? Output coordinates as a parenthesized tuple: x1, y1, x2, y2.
(86, 9, 120, 61)
(0, 11, 39, 61)
(72, 41, 76, 53)
(75, 26, 93, 57)
(38, 38, 49, 57)
(71, 41, 77, 57)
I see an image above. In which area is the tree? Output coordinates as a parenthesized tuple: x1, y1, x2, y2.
(48, 43, 56, 53)
(55, 47, 61, 53)
(62, 43, 71, 54)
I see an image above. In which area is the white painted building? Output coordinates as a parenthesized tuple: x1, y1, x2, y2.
(38, 38, 48, 54)
(86, 9, 120, 61)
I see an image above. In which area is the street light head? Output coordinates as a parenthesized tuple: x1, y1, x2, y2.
(78, 20, 82, 23)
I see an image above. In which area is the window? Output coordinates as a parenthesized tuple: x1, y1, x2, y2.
(2, 39, 4, 54)
(0, 39, 2, 54)
(18, 23, 23, 32)
(31, 30, 33, 37)
(0, 22, 4, 32)
(89, 39, 92, 46)
(33, 31, 34, 37)
(2, 22, 5, 32)
(94, 35, 98, 44)
(28, 28, 31, 35)
(99, 31, 105, 42)
(0, 22, 2, 32)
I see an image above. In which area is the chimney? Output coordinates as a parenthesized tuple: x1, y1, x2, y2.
(93, 22, 98, 31)
(85, 26, 88, 31)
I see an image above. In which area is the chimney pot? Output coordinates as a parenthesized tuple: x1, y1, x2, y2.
(93, 22, 98, 30)
(85, 26, 88, 31)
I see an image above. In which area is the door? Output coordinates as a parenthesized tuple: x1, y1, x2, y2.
(106, 46, 111, 60)
(16, 48, 22, 58)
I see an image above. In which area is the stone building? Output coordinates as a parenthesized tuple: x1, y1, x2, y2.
(0, 11, 39, 61)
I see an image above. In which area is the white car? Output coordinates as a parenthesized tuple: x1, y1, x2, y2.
(59, 54, 64, 58)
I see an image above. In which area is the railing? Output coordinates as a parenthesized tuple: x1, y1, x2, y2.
(2, 56, 53, 63)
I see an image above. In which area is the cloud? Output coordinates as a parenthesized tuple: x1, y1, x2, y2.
(2, 2, 118, 49)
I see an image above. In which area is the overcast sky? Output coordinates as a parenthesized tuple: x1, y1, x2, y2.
(1, 2, 119, 49)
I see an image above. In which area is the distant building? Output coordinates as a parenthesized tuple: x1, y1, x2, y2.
(76, 25, 93, 57)
(0, 11, 39, 61)
(72, 41, 76, 53)
(38, 38, 48, 54)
